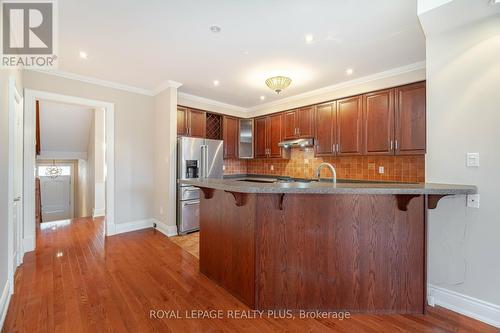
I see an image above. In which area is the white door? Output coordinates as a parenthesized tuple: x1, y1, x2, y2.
(40, 175, 72, 222)
(12, 85, 23, 267)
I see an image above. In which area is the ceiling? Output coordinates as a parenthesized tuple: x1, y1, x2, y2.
(56, 0, 426, 108)
(40, 100, 93, 154)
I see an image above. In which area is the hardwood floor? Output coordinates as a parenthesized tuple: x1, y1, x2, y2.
(2, 217, 498, 333)
(169, 232, 199, 258)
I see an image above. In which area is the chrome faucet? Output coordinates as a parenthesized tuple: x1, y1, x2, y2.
(316, 162, 337, 184)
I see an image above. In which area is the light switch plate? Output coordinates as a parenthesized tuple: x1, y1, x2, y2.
(466, 153, 480, 167)
(467, 194, 480, 208)
(378, 166, 385, 174)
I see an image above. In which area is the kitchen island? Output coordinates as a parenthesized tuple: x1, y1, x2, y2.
(179, 178, 476, 314)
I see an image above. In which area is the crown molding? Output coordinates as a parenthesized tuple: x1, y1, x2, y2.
(153, 80, 183, 95)
(28, 69, 156, 96)
(247, 61, 426, 112)
(177, 92, 248, 113)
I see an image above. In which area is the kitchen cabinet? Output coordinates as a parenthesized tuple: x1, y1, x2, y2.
(177, 107, 206, 138)
(223, 116, 239, 158)
(363, 89, 395, 155)
(361, 82, 426, 156)
(283, 107, 314, 139)
(395, 82, 426, 155)
(254, 117, 267, 158)
(177, 106, 188, 136)
(314, 102, 336, 156)
(336, 96, 363, 156)
(267, 114, 283, 158)
(254, 114, 283, 158)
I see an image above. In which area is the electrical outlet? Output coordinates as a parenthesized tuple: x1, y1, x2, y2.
(378, 166, 385, 174)
(467, 194, 480, 208)
(304, 159, 309, 165)
(223, 165, 226, 171)
(466, 153, 480, 167)
(270, 165, 274, 171)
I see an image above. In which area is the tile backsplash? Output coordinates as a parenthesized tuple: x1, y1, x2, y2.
(224, 148, 425, 183)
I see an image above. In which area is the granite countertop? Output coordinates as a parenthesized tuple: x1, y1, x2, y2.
(178, 177, 477, 195)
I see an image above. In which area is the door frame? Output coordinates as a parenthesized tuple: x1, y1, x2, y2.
(23, 89, 116, 253)
(7, 76, 23, 295)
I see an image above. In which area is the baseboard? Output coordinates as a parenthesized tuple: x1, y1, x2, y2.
(113, 219, 155, 235)
(93, 208, 105, 218)
(155, 220, 178, 237)
(22, 236, 35, 253)
(428, 284, 500, 328)
(0, 279, 12, 331)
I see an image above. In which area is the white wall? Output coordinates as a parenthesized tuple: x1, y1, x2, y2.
(0, 68, 23, 325)
(23, 70, 155, 225)
(426, 16, 500, 307)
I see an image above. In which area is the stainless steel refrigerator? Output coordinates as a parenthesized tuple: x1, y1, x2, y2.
(177, 137, 224, 234)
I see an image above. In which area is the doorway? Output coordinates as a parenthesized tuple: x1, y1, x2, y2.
(23, 90, 115, 253)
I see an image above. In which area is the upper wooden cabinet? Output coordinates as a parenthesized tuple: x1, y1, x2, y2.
(314, 102, 336, 156)
(283, 107, 314, 139)
(254, 117, 267, 158)
(336, 96, 363, 156)
(363, 89, 395, 155)
(177, 106, 188, 136)
(267, 113, 283, 158)
(177, 107, 206, 138)
(395, 82, 426, 155)
(361, 82, 426, 156)
(254, 114, 284, 158)
(223, 116, 239, 159)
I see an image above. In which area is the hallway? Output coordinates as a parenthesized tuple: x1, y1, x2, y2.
(2, 218, 497, 333)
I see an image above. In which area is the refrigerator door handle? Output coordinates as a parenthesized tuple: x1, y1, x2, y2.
(204, 144, 209, 177)
(200, 145, 205, 178)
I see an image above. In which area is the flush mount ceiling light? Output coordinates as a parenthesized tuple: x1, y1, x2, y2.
(305, 34, 315, 44)
(265, 76, 292, 94)
(209, 25, 221, 33)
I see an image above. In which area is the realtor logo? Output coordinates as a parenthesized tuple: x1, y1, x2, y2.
(1, 0, 58, 68)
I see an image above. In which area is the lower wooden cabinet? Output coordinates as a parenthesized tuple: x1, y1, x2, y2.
(223, 116, 239, 158)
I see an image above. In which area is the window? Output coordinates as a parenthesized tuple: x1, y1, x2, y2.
(37, 165, 71, 177)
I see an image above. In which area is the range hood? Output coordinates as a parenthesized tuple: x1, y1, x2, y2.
(278, 138, 314, 148)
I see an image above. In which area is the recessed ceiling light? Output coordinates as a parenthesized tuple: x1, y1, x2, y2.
(346, 68, 354, 75)
(305, 34, 315, 44)
(213, 80, 220, 86)
(260, 96, 266, 101)
(79, 51, 88, 59)
(210, 25, 221, 33)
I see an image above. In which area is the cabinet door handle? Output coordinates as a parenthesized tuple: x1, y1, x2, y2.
(390, 140, 393, 150)
(395, 140, 398, 150)
(336, 143, 339, 153)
